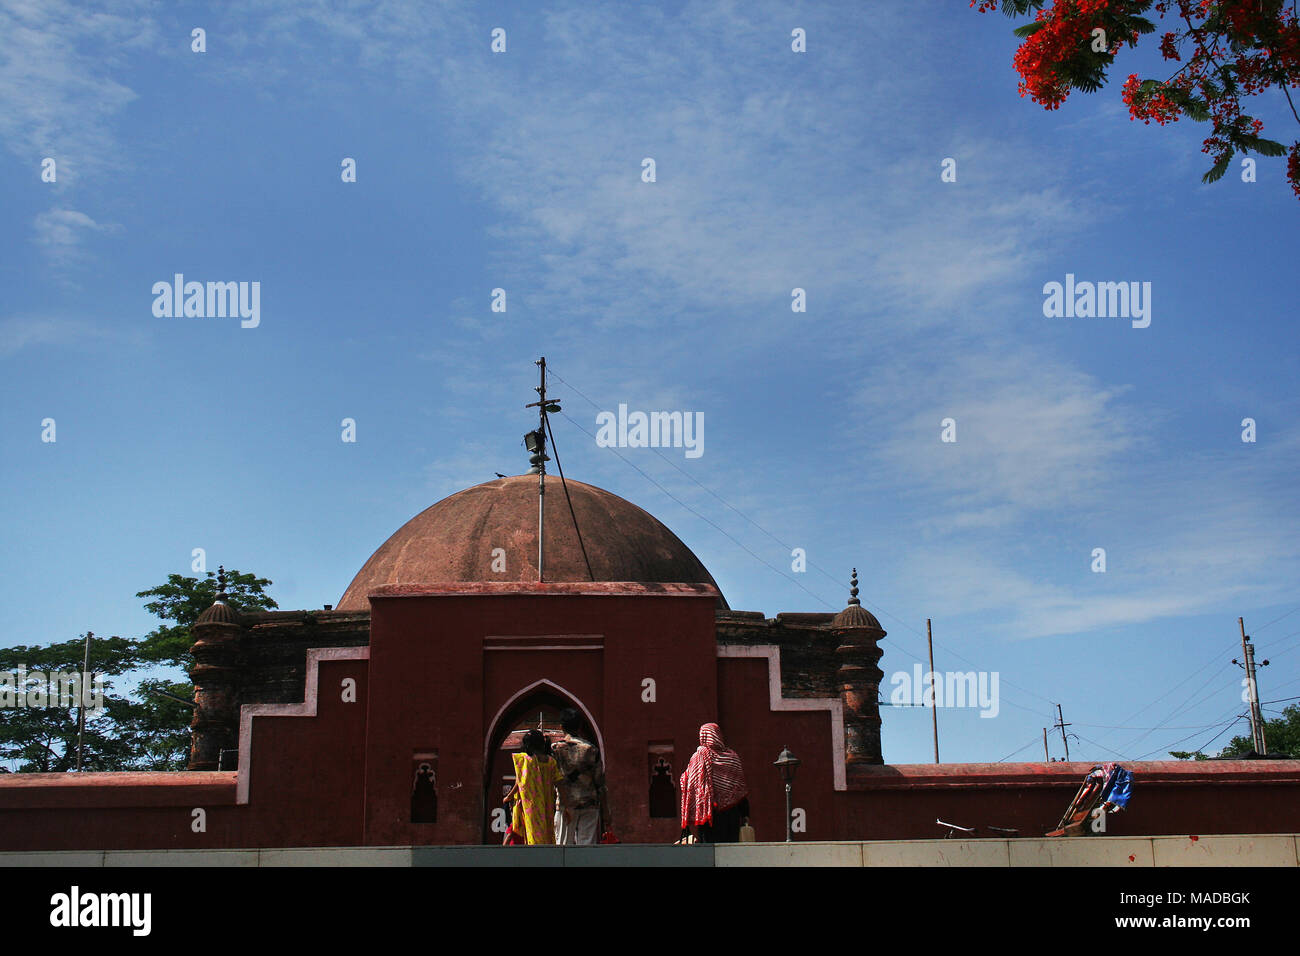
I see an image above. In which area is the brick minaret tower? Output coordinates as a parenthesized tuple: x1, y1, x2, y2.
(832, 568, 886, 765)
(187, 566, 242, 770)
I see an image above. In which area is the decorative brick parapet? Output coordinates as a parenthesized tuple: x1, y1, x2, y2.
(715, 611, 841, 700)
(717, 644, 846, 790)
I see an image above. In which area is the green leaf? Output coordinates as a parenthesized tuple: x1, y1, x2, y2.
(1013, 21, 1046, 38)
(1003, 0, 1048, 17)
(1203, 151, 1233, 184)
(1219, 66, 1238, 95)
(1241, 136, 1287, 157)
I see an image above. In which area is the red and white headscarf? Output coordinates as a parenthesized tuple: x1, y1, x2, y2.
(680, 723, 749, 828)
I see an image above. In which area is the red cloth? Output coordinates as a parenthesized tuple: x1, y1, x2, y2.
(679, 723, 748, 829)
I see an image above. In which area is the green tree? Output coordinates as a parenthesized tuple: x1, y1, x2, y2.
(1170, 703, 1300, 759)
(1, 569, 277, 772)
(0, 634, 141, 772)
(135, 568, 277, 667)
(125, 568, 278, 769)
(1217, 702, 1300, 757)
(102, 678, 198, 770)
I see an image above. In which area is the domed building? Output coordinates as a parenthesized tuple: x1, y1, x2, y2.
(336, 475, 729, 610)
(6, 458, 1300, 857)
(173, 466, 884, 846)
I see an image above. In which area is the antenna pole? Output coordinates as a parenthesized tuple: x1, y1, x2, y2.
(1240, 617, 1268, 754)
(1054, 703, 1071, 762)
(927, 618, 939, 764)
(525, 357, 585, 583)
(537, 358, 547, 582)
(76, 631, 92, 771)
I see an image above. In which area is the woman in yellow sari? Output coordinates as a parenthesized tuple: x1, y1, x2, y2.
(503, 729, 563, 845)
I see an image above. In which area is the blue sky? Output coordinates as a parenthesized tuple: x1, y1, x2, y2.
(2, 0, 1297, 766)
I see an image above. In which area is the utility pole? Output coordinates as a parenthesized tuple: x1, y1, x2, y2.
(926, 619, 939, 764)
(1043, 728, 1050, 763)
(1054, 703, 1071, 762)
(524, 357, 553, 581)
(75, 631, 92, 771)
(1234, 617, 1270, 755)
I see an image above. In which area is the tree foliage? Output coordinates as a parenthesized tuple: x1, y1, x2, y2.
(1217, 701, 1300, 757)
(1170, 702, 1300, 759)
(135, 569, 277, 667)
(0, 635, 141, 772)
(1, 569, 277, 772)
(973, 0, 1300, 196)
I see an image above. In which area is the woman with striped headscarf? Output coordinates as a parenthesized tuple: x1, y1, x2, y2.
(679, 722, 750, 843)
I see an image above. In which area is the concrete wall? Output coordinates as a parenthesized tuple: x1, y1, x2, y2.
(835, 759, 1300, 841)
(3, 834, 1295, 867)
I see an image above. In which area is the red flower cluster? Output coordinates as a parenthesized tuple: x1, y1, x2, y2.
(974, 1, 1137, 109)
(1120, 73, 1182, 125)
(1158, 30, 1179, 61)
(979, 0, 1300, 197)
(1011, 0, 1119, 109)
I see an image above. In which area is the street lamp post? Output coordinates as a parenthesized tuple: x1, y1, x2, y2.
(75, 631, 92, 771)
(773, 746, 801, 842)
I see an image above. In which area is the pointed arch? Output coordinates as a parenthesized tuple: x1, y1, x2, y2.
(482, 678, 605, 767)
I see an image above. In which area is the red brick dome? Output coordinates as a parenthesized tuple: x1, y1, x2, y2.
(337, 474, 727, 610)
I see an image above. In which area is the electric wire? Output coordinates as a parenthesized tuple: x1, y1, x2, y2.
(995, 736, 1044, 763)
(1133, 715, 1247, 761)
(548, 365, 1059, 719)
(542, 410, 595, 582)
(543, 364, 1295, 761)
(1253, 605, 1300, 634)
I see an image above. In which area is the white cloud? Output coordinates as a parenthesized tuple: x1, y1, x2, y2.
(32, 208, 117, 266)
(0, 313, 142, 356)
(876, 411, 1300, 640)
(0, 0, 155, 187)
(211, 1, 1093, 338)
(859, 343, 1140, 521)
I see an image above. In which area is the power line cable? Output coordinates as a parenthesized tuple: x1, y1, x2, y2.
(548, 365, 1059, 718)
(1134, 715, 1247, 761)
(1072, 720, 1243, 731)
(543, 410, 595, 581)
(1094, 613, 1298, 749)
(996, 736, 1044, 763)
(1117, 664, 1237, 754)
(1253, 605, 1300, 633)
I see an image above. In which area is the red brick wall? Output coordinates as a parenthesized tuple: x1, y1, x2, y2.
(717, 655, 839, 842)
(3, 583, 1299, 851)
(360, 584, 720, 845)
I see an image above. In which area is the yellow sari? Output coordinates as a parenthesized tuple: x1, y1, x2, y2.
(511, 752, 563, 845)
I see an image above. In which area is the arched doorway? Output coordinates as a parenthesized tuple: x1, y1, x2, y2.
(482, 680, 602, 844)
